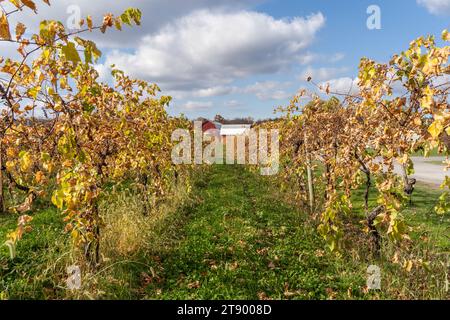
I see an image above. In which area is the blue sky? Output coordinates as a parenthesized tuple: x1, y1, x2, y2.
(201, 0, 449, 120)
(6, 0, 448, 120)
(258, 0, 448, 65)
(152, 0, 449, 120)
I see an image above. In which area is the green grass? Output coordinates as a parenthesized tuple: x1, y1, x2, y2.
(350, 182, 450, 251)
(349, 181, 450, 299)
(0, 208, 70, 299)
(141, 165, 364, 300)
(411, 148, 441, 157)
(0, 165, 449, 299)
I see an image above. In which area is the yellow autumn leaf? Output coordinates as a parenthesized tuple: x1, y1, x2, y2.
(21, 0, 37, 12)
(35, 171, 44, 183)
(421, 86, 434, 109)
(60, 76, 68, 89)
(71, 229, 80, 240)
(15, 22, 26, 40)
(428, 121, 444, 139)
(413, 117, 422, 126)
(9, 0, 22, 9)
(51, 190, 64, 209)
(370, 163, 380, 172)
(391, 252, 400, 264)
(445, 127, 450, 136)
(87, 15, 93, 31)
(19, 151, 32, 172)
(442, 29, 450, 41)
(6, 148, 16, 157)
(27, 86, 40, 99)
(398, 153, 408, 165)
(0, 13, 11, 40)
(64, 223, 73, 233)
(5, 161, 15, 171)
(62, 160, 73, 168)
(404, 260, 413, 273)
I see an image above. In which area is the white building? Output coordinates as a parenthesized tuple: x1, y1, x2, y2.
(220, 124, 251, 140)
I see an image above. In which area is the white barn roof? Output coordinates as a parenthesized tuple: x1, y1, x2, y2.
(213, 122, 223, 129)
(220, 124, 251, 136)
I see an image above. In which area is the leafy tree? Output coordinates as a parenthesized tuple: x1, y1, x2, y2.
(277, 31, 449, 255)
(0, 0, 190, 267)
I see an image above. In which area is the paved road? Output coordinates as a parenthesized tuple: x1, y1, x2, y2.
(394, 157, 448, 187)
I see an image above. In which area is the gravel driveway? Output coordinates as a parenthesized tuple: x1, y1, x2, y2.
(394, 157, 448, 187)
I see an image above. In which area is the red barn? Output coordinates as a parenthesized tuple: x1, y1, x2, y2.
(202, 120, 217, 132)
(200, 120, 222, 140)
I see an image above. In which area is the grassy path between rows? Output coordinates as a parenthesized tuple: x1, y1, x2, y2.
(2, 165, 447, 299)
(142, 165, 363, 299)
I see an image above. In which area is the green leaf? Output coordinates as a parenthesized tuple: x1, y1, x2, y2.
(39, 20, 53, 42)
(114, 19, 122, 31)
(74, 37, 102, 63)
(82, 102, 95, 114)
(120, 8, 142, 26)
(61, 42, 81, 64)
(120, 12, 131, 26)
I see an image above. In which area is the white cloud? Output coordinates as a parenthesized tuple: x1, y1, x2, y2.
(4, 0, 263, 47)
(2, 1, 328, 111)
(297, 52, 345, 65)
(299, 66, 349, 82)
(94, 64, 111, 83)
(330, 53, 345, 63)
(181, 101, 213, 110)
(318, 74, 418, 97)
(224, 100, 244, 108)
(164, 86, 237, 100)
(193, 86, 235, 98)
(417, 0, 450, 15)
(297, 52, 318, 65)
(243, 81, 292, 100)
(319, 77, 359, 95)
(103, 10, 325, 92)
